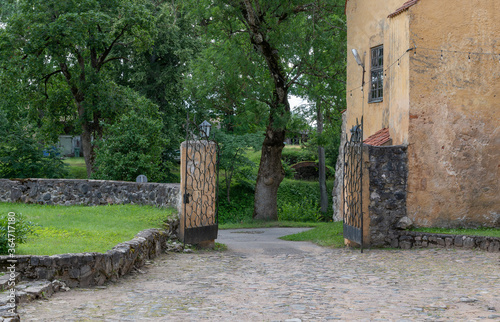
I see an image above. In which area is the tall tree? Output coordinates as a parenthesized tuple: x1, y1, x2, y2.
(186, 0, 346, 220)
(0, 0, 155, 177)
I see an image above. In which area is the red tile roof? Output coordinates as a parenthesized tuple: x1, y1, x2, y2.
(363, 128, 391, 146)
(388, 0, 420, 18)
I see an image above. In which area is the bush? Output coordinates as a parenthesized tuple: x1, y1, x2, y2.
(92, 92, 167, 182)
(0, 212, 37, 255)
(277, 179, 334, 222)
(278, 198, 322, 222)
(281, 148, 317, 166)
(218, 181, 254, 224)
(0, 112, 68, 179)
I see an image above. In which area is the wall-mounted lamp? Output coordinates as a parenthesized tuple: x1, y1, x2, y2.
(352, 48, 364, 67)
(351, 48, 366, 88)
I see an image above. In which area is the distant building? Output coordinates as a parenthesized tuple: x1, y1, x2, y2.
(57, 135, 81, 157)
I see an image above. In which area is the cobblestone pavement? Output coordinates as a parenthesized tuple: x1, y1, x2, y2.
(19, 228, 500, 321)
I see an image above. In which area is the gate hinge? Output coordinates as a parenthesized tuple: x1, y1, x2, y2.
(183, 193, 190, 204)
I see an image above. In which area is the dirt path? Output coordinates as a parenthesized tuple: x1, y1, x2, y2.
(19, 228, 500, 321)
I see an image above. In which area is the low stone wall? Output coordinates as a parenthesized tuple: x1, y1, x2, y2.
(388, 230, 500, 253)
(0, 229, 170, 288)
(0, 179, 180, 208)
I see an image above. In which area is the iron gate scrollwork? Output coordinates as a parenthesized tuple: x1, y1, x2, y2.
(343, 118, 364, 252)
(181, 116, 220, 244)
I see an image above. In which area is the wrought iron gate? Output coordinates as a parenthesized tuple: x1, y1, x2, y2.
(181, 117, 219, 244)
(343, 118, 364, 252)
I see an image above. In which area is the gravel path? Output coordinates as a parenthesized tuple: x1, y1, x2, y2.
(19, 228, 500, 321)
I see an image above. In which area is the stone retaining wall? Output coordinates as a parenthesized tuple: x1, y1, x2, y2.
(0, 228, 171, 288)
(388, 230, 500, 253)
(0, 179, 180, 209)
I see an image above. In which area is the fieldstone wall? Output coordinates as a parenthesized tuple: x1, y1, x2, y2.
(388, 230, 500, 253)
(0, 179, 180, 209)
(0, 228, 171, 288)
(367, 145, 408, 246)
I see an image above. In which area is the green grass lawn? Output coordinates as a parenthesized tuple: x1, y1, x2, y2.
(0, 203, 176, 255)
(63, 157, 87, 179)
(410, 227, 500, 238)
(279, 222, 344, 247)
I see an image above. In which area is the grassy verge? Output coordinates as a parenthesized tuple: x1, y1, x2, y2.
(0, 203, 176, 255)
(410, 227, 500, 238)
(279, 222, 344, 247)
(63, 157, 87, 179)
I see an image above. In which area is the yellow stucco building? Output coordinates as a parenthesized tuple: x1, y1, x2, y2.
(343, 0, 499, 233)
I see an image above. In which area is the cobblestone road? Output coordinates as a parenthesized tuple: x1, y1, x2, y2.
(19, 228, 500, 321)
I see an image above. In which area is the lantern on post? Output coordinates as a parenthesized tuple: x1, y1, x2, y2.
(199, 120, 212, 138)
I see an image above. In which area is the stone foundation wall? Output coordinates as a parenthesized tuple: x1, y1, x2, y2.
(0, 179, 180, 209)
(388, 230, 500, 253)
(0, 229, 171, 288)
(367, 145, 408, 246)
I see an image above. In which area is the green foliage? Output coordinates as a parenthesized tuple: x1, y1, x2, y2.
(0, 112, 68, 179)
(0, 203, 176, 255)
(215, 130, 262, 202)
(218, 181, 255, 225)
(111, 1, 199, 159)
(278, 198, 322, 222)
(277, 179, 334, 222)
(0, 0, 157, 174)
(91, 90, 167, 182)
(281, 148, 318, 166)
(0, 212, 37, 255)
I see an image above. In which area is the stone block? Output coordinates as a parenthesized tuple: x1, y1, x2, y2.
(463, 237, 475, 248)
(436, 238, 445, 247)
(488, 241, 500, 252)
(400, 240, 412, 250)
(69, 268, 80, 279)
(390, 238, 399, 248)
(454, 236, 464, 247)
(445, 237, 453, 247)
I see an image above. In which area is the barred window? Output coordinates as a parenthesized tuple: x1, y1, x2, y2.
(369, 45, 383, 103)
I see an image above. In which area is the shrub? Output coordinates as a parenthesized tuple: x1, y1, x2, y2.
(0, 112, 68, 179)
(218, 181, 254, 224)
(281, 148, 317, 166)
(92, 92, 166, 182)
(0, 212, 37, 255)
(278, 179, 334, 222)
(278, 198, 322, 222)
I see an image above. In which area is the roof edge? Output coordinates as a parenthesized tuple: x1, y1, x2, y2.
(388, 0, 420, 18)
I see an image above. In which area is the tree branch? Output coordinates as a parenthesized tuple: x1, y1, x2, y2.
(96, 24, 129, 71)
(41, 70, 63, 98)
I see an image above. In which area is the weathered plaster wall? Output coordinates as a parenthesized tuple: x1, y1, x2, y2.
(407, 0, 500, 227)
(387, 13, 410, 145)
(345, 0, 405, 140)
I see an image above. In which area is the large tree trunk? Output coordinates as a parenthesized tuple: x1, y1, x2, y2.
(317, 104, 328, 214)
(240, 0, 290, 220)
(253, 127, 286, 220)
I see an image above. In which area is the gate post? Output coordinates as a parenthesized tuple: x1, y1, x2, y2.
(179, 139, 219, 247)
